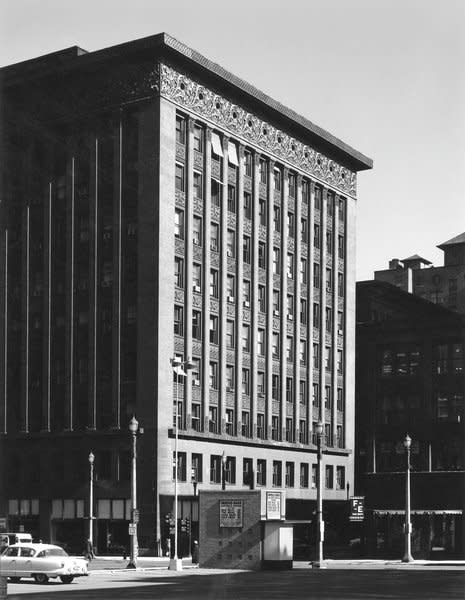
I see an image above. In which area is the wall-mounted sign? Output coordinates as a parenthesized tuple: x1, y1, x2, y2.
(349, 496, 365, 522)
(219, 499, 243, 528)
(266, 491, 282, 520)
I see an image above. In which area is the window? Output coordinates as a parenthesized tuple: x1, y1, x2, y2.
(192, 453, 203, 482)
(313, 383, 319, 407)
(273, 290, 280, 314)
(193, 123, 203, 152)
(274, 205, 281, 232)
(193, 215, 202, 245)
(300, 340, 307, 365)
(191, 358, 201, 386)
(211, 131, 223, 158)
(225, 456, 236, 483)
(285, 462, 295, 487)
(210, 222, 219, 251)
(325, 465, 334, 489)
(285, 418, 294, 442)
(257, 414, 265, 440)
(176, 115, 186, 144)
(258, 285, 266, 312)
(259, 158, 268, 184)
(210, 269, 219, 298)
(244, 151, 253, 177)
(314, 263, 320, 288)
(314, 186, 321, 210)
(192, 311, 202, 341)
(287, 212, 295, 238)
(300, 463, 309, 488)
(338, 272, 344, 297)
(452, 343, 463, 373)
(244, 191, 252, 219)
(227, 274, 235, 299)
(326, 268, 332, 292)
(325, 347, 332, 371)
(325, 386, 332, 409)
(193, 264, 202, 292)
(338, 235, 345, 258)
(175, 163, 185, 192)
(325, 423, 332, 447)
(243, 235, 251, 263)
(225, 407, 235, 434)
(174, 305, 183, 336)
(272, 375, 280, 402)
(242, 411, 250, 437)
(314, 223, 320, 249)
(242, 368, 250, 395)
(287, 254, 294, 278)
(289, 172, 296, 198)
(227, 185, 236, 212)
(243, 279, 251, 304)
(336, 425, 344, 448)
(337, 388, 344, 411)
(210, 315, 218, 343)
(313, 303, 320, 329)
(242, 325, 251, 352)
(257, 372, 265, 394)
(193, 171, 203, 199)
(258, 329, 265, 356)
(272, 332, 280, 358)
(272, 461, 282, 487)
(273, 248, 281, 274)
(227, 230, 235, 258)
(313, 344, 320, 369)
(327, 192, 334, 217)
(192, 404, 201, 432)
(301, 218, 308, 243)
(209, 406, 218, 433)
(300, 258, 307, 284)
(325, 307, 332, 332)
(300, 299, 307, 324)
(286, 337, 293, 362)
(336, 466, 345, 490)
(274, 168, 282, 191)
(259, 198, 267, 225)
(299, 381, 307, 404)
(299, 420, 308, 444)
(339, 197, 345, 221)
(209, 362, 218, 389)
(175, 257, 184, 288)
(272, 415, 280, 440)
(312, 464, 317, 488)
(211, 179, 222, 206)
(302, 179, 310, 204)
(337, 350, 343, 374)
(435, 344, 448, 374)
(258, 242, 266, 269)
(286, 377, 293, 403)
(256, 459, 266, 485)
(175, 209, 184, 239)
(173, 452, 187, 481)
(337, 311, 344, 332)
(226, 320, 235, 349)
(326, 231, 333, 255)
(243, 457, 253, 487)
(210, 455, 221, 483)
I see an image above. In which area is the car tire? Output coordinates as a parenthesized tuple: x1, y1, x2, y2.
(34, 573, 49, 584)
(60, 575, 74, 584)
(9, 577, 21, 583)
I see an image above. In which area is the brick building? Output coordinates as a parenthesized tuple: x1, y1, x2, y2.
(0, 34, 372, 555)
(356, 280, 465, 558)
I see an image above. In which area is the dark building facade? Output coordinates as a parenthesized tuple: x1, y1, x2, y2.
(0, 34, 372, 555)
(356, 280, 465, 558)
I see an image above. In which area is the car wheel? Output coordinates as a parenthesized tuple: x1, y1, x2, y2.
(9, 577, 21, 583)
(34, 573, 49, 584)
(60, 575, 74, 584)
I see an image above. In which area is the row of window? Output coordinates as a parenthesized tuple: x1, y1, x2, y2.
(175, 451, 346, 489)
(175, 115, 346, 221)
(380, 343, 464, 377)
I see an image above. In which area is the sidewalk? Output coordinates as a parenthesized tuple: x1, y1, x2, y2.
(87, 555, 196, 573)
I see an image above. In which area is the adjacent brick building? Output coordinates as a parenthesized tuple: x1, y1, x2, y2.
(0, 33, 372, 554)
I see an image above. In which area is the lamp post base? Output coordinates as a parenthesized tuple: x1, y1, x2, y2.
(169, 557, 183, 571)
(126, 560, 137, 569)
(311, 560, 327, 569)
(401, 554, 414, 563)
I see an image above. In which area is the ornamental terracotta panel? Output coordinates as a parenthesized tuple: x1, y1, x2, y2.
(175, 289, 184, 303)
(227, 213, 237, 228)
(288, 197, 295, 212)
(227, 257, 236, 272)
(314, 210, 320, 224)
(274, 189, 281, 203)
(209, 390, 218, 404)
(175, 190, 185, 208)
(211, 160, 221, 180)
(193, 197, 203, 214)
(242, 396, 250, 410)
(301, 203, 308, 218)
(193, 150, 203, 170)
(176, 142, 185, 162)
(210, 253, 219, 268)
(243, 219, 252, 234)
(192, 294, 202, 308)
(228, 169, 237, 184)
(242, 308, 251, 322)
(226, 393, 235, 407)
(193, 246, 203, 261)
(259, 182, 267, 198)
(211, 205, 221, 221)
(273, 231, 281, 245)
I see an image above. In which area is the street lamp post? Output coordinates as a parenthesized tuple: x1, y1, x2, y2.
(127, 416, 139, 569)
(402, 433, 414, 563)
(88, 452, 94, 551)
(313, 420, 326, 568)
(170, 356, 192, 572)
(221, 451, 227, 491)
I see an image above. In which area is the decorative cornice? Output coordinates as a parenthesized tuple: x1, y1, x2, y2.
(160, 63, 356, 196)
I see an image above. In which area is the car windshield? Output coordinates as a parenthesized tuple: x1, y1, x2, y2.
(37, 548, 68, 558)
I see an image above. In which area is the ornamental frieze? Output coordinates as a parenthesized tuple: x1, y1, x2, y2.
(160, 63, 356, 196)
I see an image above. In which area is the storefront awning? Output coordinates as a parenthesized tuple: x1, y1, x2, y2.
(373, 509, 462, 516)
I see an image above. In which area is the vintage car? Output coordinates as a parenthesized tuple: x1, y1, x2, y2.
(0, 543, 89, 583)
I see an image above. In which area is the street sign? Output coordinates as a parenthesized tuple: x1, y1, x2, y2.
(132, 509, 140, 523)
(128, 524, 137, 536)
(349, 496, 365, 522)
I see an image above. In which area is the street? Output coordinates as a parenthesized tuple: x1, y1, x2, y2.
(4, 565, 465, 600)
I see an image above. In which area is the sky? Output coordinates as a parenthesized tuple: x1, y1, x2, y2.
(1, 0, 464, 281)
